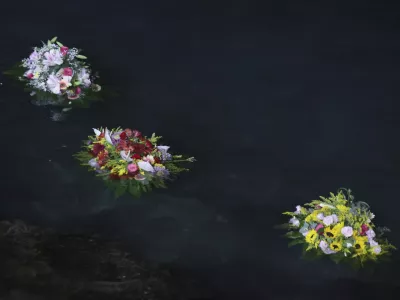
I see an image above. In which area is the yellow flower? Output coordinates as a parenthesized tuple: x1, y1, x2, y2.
(324, 227, 336, 239)
(305, 211, 319, 223)
(118, 168, 127, 176)
(354, 236, 367, 253)
(330, 241, 342, 252)
(332, 222, 344, 236)
(305, 230, 318, 244)
(336, 205, 349, 213)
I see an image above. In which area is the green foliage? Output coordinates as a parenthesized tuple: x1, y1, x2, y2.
(73, 151, 93, 165)
(163, 162, 189, 174)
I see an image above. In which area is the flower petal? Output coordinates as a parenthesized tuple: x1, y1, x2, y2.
(93, 128, 101, 136)
(137, 161, 154, 172)
(105, 128, 113, 144)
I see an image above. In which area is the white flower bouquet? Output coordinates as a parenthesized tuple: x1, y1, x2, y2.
(4, 36, 104, 110)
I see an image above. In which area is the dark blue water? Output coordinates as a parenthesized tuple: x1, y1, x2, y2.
(1, 1, 400, 299)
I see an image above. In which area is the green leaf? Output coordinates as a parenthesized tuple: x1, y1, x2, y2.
(114, 183, 127, 198)
(76, 55, 87, 59)
(47, 40, 51, 46)
(56, 41, 63, 47)
(128, 182, 141, 198)
(50, 36, 57, 43)
(288, 239, 304, 248)
(285, 231, 303, 239)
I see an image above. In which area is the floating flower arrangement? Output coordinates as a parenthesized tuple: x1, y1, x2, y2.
(4, 36, 103, 111)
(281, 188, 395, 266)
(75, 127, 196, 198)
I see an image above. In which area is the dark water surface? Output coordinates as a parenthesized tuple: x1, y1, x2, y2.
(1, 1, 400, 299)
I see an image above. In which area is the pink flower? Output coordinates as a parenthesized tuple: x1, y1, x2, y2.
(60, 46, 69, 56)
(127, 163, 138, 173)
(75, 87, 82, 94)
(360, 224, 369, 235)
(26, 73, 34, 79)
(315, 223, 324, 234)
(63, 67, 73, 76)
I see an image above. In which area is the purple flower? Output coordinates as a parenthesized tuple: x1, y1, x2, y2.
(372, 245, 381, 254)
(289, 217, 300, 227)
(341, 226, 353, 238)
(154, 165, 170, 178)
(29, 50, 39, 62)
(111, 131, 123, 144)
(319, 241, 336, 254)
(366, 229, 376, 240)
(157, 145, 172, 161)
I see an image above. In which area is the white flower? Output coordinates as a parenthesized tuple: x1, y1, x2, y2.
(366, 229, 376, 240)
(93, 128, 101, 136)
(59, 75, 72, 90)
(77, 68, 91, 86)
(42, 49, 63, 66)
(319, 241, 336, 254)
(331, 214, 338, 223)
(29, 50, 39, 62)
(369, 239, 378, 247)
(120, 151, 133, 162)
(137, 161, 154, 172)
(88, 158, 99, 168)
(289, 217, 300, 227)
(157, 146, 170, 152)
(46, 74, 60, 94)
(323, 215, 334, 226)
(341, 226, 353, 238)
(294, 205, 302, 215)
(104, 128, 113, 144)
(301, 230, 309, 237)
(372, 245, 381, 254)
(370, 213, 375, 220)
(317, 213, 324, 220)
(346, 243, 352, 248)
(143, 155, 155, 164)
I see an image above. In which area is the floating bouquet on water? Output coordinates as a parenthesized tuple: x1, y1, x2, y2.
(4, 36, 102, 109)
(281, 188, 395, 266)
(74, 127, 196, 198)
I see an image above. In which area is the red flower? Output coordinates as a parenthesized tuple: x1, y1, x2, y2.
(26, 73, 34, 79)
(63, 67, 73, 76)
(75, 87, 82, 95)
(132, 143, 146, 154)
(145, 140, 153, 149)
(132, 130, 142, 138)
(124, 128, 133, 137)
(92, 143, 105, 155)
(360, 224, 369, 235)
(131, 153, 141, 160)
(154, 157, 161, 163)
(68, 93, 80, 100)
(60, 46, 69, 56)
(120, 131, 127, 140)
